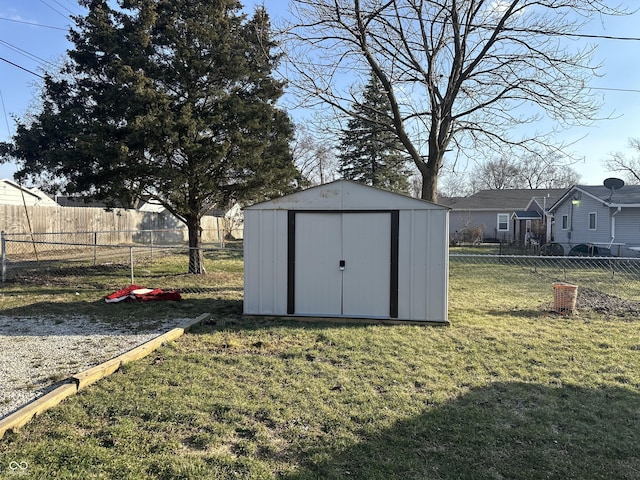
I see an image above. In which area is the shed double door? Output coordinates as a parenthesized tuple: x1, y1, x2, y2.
(293, 212, 391, 317)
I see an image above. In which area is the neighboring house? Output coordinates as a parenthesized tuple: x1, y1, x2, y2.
(548, 184, 640, 257)
(0, 179, 58, 207)
(56, 194, 227, 217)
(439, 188, 567, 245)
(55, 196, 137, 209)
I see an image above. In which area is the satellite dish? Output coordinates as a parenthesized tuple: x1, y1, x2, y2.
(604, 178, 625, 191)
(603, 177, 624, 201)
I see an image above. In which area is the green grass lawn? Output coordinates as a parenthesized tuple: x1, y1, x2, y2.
(1, 255, 639, 479)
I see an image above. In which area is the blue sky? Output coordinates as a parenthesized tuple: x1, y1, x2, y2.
(1, 1, 639, 186)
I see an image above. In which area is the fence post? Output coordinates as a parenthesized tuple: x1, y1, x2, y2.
(1, 231, 5, 283)
(130, 246, 134, 285)
(93, 231, 98, 266)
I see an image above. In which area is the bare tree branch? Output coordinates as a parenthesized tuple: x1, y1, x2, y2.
(283, 0, 628, 200)
(604, 138, 640, 184)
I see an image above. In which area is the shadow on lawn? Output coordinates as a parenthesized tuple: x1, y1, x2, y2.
(0, 296, 245, 332)
(2, 297, 401, 335)
(283, 382, 639, 480)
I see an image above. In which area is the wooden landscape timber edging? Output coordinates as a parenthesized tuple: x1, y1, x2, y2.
(0, 313, 210, 440)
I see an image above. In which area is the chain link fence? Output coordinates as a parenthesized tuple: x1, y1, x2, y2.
(450, 253, 640, 303)
(3, 231, 640, 304)
(1, 229, 243, 287)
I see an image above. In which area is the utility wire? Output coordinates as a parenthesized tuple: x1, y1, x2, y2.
(0, 56, 45, 79)
(0, 16, 68, 31)
(49, 0, 78, 16)
(3, 16, 639, 41)
(38, 0, 74, 23)
(0, 40, 58, 68)
(590, 86, 640, 94)
(502, 27, 640, 42)
(0, 87, 12, 137)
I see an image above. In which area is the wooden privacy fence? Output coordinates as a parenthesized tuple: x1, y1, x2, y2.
(0, 204, 244, 282)
(0, 204, 241, 242)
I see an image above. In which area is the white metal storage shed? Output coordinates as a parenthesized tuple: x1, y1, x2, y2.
(243, 180, 450, 323)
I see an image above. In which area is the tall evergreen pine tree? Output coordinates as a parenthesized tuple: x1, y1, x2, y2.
(2, 0, 301, 274)
(338, 75, 411, 194)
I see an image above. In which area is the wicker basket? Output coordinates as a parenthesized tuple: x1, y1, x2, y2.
(552, 282, 578, 314)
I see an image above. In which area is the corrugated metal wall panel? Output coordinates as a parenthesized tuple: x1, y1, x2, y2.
(397, 210, 448, 323)
(242, 209, 260, 315)
(243, 209, 288, 316)
(424, 210, 449, 323)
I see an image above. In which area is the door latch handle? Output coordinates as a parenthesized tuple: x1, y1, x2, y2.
(339, 260, 346, 271)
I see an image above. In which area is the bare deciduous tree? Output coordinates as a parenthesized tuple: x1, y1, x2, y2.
(604, 138, 640, 184)
(516, 152, 581, 189)
(472, 157, 522, 190)
(291, 123, 340, 185)
(436, 171, 473, 198)
(284, 0, 627, 201)
(470, 151, 580, 191)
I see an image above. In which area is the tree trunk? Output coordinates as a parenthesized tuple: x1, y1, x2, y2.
(186, 217, 206, 274)
(421, 170, 438, 203)
(414, 152, 440, 203)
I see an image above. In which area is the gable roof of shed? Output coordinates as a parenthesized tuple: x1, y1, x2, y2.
(246, 180, 448, 211)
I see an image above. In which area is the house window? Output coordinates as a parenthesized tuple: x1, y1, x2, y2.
(589, 212, 597, 230)
(562, 215, 568, 230)
(497, 213, 509, 231)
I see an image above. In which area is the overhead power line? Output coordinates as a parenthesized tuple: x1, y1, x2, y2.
(0, 56, 45, 79)
(502, 27, 640, 42)
(0, 87, 12, 136)
(0, 40, 58, 68)
(38, 0, 74, 23)
(0, 16, 68, 31)
(590, 86, 640, 94)
(49, 0, 78, 16)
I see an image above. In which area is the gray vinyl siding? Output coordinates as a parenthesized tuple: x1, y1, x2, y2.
(610, 208, 640, 256)
(449, 210, 514, 242)
(553, 196, 611, 251)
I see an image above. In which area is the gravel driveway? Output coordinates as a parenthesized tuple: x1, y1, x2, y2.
(0, 315, 182, 419)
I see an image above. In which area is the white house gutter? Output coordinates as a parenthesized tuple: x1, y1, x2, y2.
(609, 206, 621, 248)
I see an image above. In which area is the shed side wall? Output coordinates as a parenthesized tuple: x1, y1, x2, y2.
(243, 209, 288, 315)
(397, 209, 448, 322)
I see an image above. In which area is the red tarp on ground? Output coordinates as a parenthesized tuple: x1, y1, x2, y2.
(104, 284, 182, 303)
